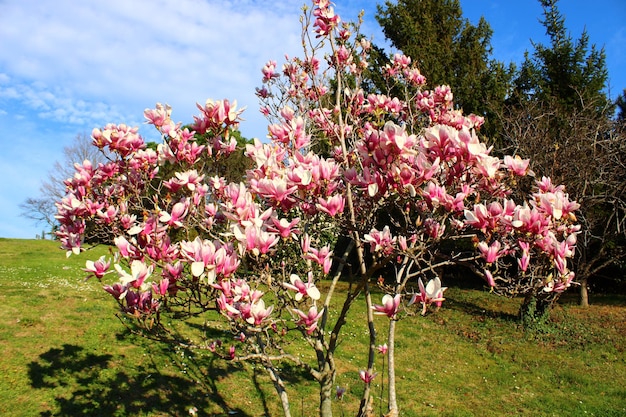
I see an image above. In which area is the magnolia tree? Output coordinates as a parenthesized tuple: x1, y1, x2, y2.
(56, 2, 580, 416)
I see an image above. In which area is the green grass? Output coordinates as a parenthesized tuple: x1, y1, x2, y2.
(0, 238, 625, 416)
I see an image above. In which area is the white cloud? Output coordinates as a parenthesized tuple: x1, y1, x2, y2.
(0, 81, 132, 126)
(0, 0, 387, 140)
(0, 0, 319, 238)
(0, 0, 307, 137)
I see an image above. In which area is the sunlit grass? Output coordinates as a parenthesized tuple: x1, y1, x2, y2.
(0, 238, 624, 416)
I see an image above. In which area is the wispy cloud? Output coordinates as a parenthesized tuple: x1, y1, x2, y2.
(0, 77, 129, 126)
(0, 0, 310, 238)
(0, 0, 306, 136)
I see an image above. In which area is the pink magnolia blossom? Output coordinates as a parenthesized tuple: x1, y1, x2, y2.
(397, 235, 409, 251)
(91, 123, 145, 157)
(247, 299, 274, 326)
(194, 99, 243, 134)
(152, 278, 170, 296)
(517, 241, 531, 272)
(262, 60, 279, 83)
(475, 154, 501, 178)
(287, 165, 313, 187)
(423, 218, 445, 239)
(382, 121, 416, 152)
(422, 181, 453, 210)
(115, 260, 153, 289)
(535, 190, 580, 220)
(536, 176, 563, 193)
(503, 155, 531, 176)
(483, 269, 496, 287)
(552, 239, 575, 274)
(364, 225, 396, 256)
(217, 279, 274, 326)
(359, 370, 377, 384)
(270, 217, 301, 239)
(96, 205, 119, 224)
(83, 256, 111, 279)
(313, 1, 340, 37)
(393, 53, 411, 69)
(180, 237, 239, 282)
(118, 213, 137, 231)
(410, 278, 447, 315)
(372, 294, 401, 318)
(103, 283, 127, 300)
(293, 305, 324, 334)
(144, 102, 171, 127)
(312, 156, 340, 183)
(405, 67, 426, 86)
(543, 271, 575, 293)
(303, 245, 333, 274)
(316, 194, 345, 217)
(464, 204, 494, 232)
(300, 234, 311, 254)
(114, 236, 139, 259)
(254, 177, 297, 206)
(283, 273, 321, 301)
(477, 240, 504, 264)
(517, 253, 530, 273)
(159, 198, 190, 228)
(335, 45, 352, 67)
(511, 203, 551, 235)
(164, 170, 205, 192)
(232, 224, 279, 257)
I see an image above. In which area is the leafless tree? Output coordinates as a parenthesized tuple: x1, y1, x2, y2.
(496, 94, 626, 306)
(20, 133, 107, 235)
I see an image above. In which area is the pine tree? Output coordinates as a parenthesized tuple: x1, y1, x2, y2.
(375, 0, 514, 137)
(513, 0, 609, 115)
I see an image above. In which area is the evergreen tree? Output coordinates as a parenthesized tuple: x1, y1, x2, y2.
(513, 0, 609, 115)
(375, 0, 514, 137)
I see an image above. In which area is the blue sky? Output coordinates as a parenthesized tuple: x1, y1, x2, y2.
(1, 0, 624, 239)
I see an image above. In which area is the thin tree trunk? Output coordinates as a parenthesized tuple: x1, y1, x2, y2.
(319, 363, 335, 417)
(579, 276, 589, 307)
(358, 283, 377, 417)
(386, 319, 399, 417)
(386, 257, 411, 417)
(266, 365, 291, 417)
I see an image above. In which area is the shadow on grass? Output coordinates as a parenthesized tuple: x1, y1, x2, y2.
(557, 291, 626, 307)
(444, 294, 520, 323)
(28, 343, 253, 417)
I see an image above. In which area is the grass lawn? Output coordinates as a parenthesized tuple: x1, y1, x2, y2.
(0, 238, 624, 416)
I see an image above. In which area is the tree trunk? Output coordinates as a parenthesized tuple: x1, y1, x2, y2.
(267, 365, 292, 417)
(357, 283, 377, 417)
(386, 319, 399, 417)
(319, 363, 335, 417)
(579, 276, 589, 307)
(519, 292, 553, 327)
